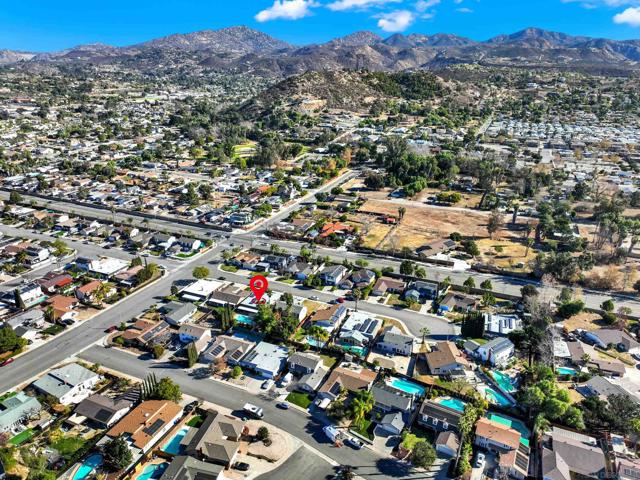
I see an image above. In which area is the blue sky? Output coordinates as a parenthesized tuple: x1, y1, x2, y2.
(2, 0, 640, 52)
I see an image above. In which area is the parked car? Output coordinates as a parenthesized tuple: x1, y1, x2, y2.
(0, 358, 14, 367)
(104, 325, 118, 333)
(474, 452, 486, 468)
(345, 437, 363, 450)
(336, 297, 346, 304)
(184, 401, 199, 413)
(62, 319, 74, 326)
(261, 379, 275, 390)
(276, 402, 289, 410)
(233, 462, 250, 471)
(309, 295, 319, 301)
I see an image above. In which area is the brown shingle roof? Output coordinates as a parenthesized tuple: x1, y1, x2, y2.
(319, 365, 377, 395)
(107, 400, 182, 450)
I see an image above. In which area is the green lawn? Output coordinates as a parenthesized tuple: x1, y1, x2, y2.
(10, 428, 35, 445)
(0, 391, 16, 402)
(471, 338, 488, 345)
(351, 418, 375, 440)
(320, 354, 338, 369)
(187, 416, 204, 427)
(220, 265, 239, 273)
(42, 324, 65, 336)
(286, 392, 313, 409)
(52, 436, 86, 458)
(276, 277, 296, 284)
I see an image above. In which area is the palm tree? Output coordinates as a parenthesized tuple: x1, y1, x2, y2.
(533, 414, 550, 441)
(351, 390, 374, 429)
(420, 327, 430, 344)
(352, 288, 362, 312)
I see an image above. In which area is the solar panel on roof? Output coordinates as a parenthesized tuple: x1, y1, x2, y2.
(95, 408, 113, 422)
(143, 419, 164, 436)
(230, 350, 244, 361)
(243, 351, 258, 363)
(210, 345, 225, 357)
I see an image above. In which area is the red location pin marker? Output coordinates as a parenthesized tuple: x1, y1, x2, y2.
(249, 275, 268, 303)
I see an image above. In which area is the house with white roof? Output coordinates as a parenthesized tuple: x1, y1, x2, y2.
(239, 341, 289, 379)
(31, 363, 101, 405)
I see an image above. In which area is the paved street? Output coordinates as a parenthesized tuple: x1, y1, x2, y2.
(256, 446, 335, 480)
(80, 345, 430, 480)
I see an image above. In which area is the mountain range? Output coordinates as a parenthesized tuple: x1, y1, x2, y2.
(2, 26, 639, 74)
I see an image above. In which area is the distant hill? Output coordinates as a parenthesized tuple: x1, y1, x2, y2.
(2, 26, 640, 75)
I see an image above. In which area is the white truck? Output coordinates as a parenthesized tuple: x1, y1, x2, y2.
(243, 403, 264, 419)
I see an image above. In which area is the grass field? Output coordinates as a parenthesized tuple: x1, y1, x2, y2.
(10, 428, 35, 445)
(286, 392, 313, 409)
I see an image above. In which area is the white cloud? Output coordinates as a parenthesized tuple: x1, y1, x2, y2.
(561, 0, 640, 6)
(327, 0, 401, 11)
(376, 9, 415, 31)
(456, 7, 473, 12)
(415, 0, 440, 12)
(255, 0, 317, 22)
(614, 6, 640, 25)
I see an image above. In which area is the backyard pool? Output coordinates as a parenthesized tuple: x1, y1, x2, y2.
(556, 367, 577, 376)
(387, 378, 426, 397)
(161, 426, 190, 455)
(437, 397, 467, 412)
(136, 463, 169, 480)
(72, 454, 103, 480)
(491, 371, 517, 393)
(482, 386, 514, 406)
(235, 314, 255, 327)
(340, 344, 367, 357)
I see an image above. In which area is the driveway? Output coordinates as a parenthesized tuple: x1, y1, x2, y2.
(256, 445, 335, 480)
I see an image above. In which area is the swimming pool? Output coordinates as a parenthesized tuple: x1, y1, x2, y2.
(72, 454, 103, 480)
(161, 426, 190, 455)
(136, 463, 169, 480)
(387, 378, 426, 397)
(556, 367, 577, 376)
(491, 371, 516, 393)
(339, 344, 367, 357)
(437, 397, 467, 412)
(235, 314, 255, 326)
(482, 386, 514, 406)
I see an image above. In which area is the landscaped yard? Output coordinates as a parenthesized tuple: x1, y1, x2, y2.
(286, 392, 313, 409)
(220, 265, 238, 273)
(351, 418, 375, 440)
(42, 324, 66, 336)
(187, 416, 204, 427)
(320, 354, 338, 369)
(10, 428, 35, 445)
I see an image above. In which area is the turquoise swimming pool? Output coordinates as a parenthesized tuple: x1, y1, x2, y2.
(387, 378, 426, 397)
(556, 367, 577, 376)
(483, 386, 514, 406)
(72, 454, 103, 480)
(437, 397, 467, 412)
(491, 371, 516, 393)
(161, 426, 190, 455)
(235, 314, 255, 326)
(136, 463, 168, 480)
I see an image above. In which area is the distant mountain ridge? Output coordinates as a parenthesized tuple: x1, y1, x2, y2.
(1, 26, 640, 74)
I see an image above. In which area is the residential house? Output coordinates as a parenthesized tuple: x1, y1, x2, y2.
(239, 341, 289, 379)
(178, 324, 211, 346)
(371, 277, 406, 296)
(106, 400, 183, 453)
(349, 269, 376, 288)
(424, 341, 470, 376)
(582, 376, 639, 403)
(180, 279, 223, 303)
(184, 409, 246, 467)
(439, 292, 476, 314)
(476, 337, 515, 367)
(230, 251, 261, 271)
(75, 280, 114, 304)
(417, 239, 457, 258)
(371, 383, 415, 414)
(318, 221, 354, 239)
(177, 237, 202, 252)
(37, 272, 73, 294)
(0, 392, 42, 434)
(44, 295, 79, 321)
(287, 352, 324, 376)
(308, 304, 347, 330)
(113, 265, 144, 287)
(376, 412, 405, 436)
(405, 280, 442, 301)
(163, 301, 197, 326)
(151, 234, 177, 251)
(318, 363, 377, 400)
(436, 431, 460, 457)
(417, 400, 463, 432)
(541, 427, 607, 480)
(475, 417, 529, 480)
(200, 335, 255, 365)
(319, 265, 349, 286)
(74, 394, 133, 428)
(208, 284, 247, 308)
(590, 329, 640, 354)
(31, 363, 101, 405)
(121, 319, 171, 349)
(485, 313, 523, 336)
(285, 261, 317, 281)
(75, 256, 129, 279)
(375, 327, 415, 357)
(337, 311, 382, 349)
(11, 283, 46, 308)
(159, 455, 223, 480)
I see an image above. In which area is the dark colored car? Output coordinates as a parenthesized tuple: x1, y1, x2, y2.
(105, 325, 118, 333)
(184, 401, 200, 413)
(276, 402, 290, 410)
(336, 297, 345, 304)
(345, 437, 363, 450)
(233, 462, 250, 471)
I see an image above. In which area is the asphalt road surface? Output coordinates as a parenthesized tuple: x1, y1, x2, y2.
(80, 345, 430, 480)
